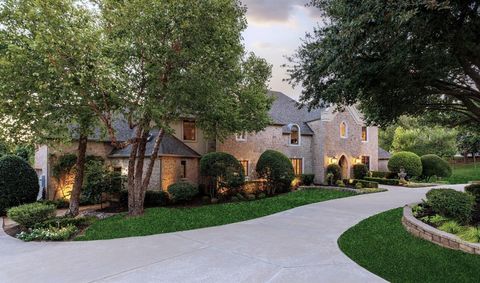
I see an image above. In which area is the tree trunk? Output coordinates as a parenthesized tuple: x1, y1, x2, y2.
(67, 134, 88, 216)
(127, 126, 143, 216)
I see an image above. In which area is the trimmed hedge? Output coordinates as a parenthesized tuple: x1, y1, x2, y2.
(0, 155, 39, 214)
(426, 189, 474, 224)
(466, 184, 480, 223)
(351, 179, 379, 189)
(301, 174, 315, 185)
(7, 202, 56, 228)
(421, 154, 452, 179)
(364, 177, 400, 186)
(167, 182, 199, 203)
(370, 171, 397, 179)
(353, 164, 368, 179)
(119, 190, 169, 207)
(388, 151, 422, 177)
(256, 150, 294, 195)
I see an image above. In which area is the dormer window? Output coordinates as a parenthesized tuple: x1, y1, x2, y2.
(290, 124, 300, 145)
(236, 132, 247, 141)
(340, 121, 347, 138)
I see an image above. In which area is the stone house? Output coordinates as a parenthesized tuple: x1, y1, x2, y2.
(34, 91, 387, 199)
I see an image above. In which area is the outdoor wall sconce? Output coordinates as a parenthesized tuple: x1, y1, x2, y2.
(329, 156, 338, 164)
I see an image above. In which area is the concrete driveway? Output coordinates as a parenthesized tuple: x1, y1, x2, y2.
(0, 184, 466, 283)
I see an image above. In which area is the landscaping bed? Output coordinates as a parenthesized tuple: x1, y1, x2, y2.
(338, 208, 480, 282)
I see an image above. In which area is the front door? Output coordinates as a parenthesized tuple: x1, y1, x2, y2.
(339, 155, 348, 179)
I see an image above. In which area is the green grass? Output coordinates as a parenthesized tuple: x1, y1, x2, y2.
(445, 163, 480, 184)
(77, 189, 355, 241)
(338, 208, 480, 282)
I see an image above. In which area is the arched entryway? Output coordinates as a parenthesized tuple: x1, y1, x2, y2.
(339, 155, 349, 179)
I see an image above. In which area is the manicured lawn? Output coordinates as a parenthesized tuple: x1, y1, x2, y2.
(445, 163, 480, 184)
(338, 208, 480, 283)
(77, 188, 355, 241)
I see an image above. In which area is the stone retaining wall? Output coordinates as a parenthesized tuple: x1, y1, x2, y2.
(402, 204, 480, 255)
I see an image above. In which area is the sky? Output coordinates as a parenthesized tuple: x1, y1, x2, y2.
(241, 0, 323, 100)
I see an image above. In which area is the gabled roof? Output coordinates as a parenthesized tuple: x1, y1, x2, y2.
(267, 91, 323, 136)
(109, 130, 201, 158)
(378, 147, 392, 160)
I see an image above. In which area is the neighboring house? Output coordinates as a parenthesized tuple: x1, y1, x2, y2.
(34, 91, 387, 200)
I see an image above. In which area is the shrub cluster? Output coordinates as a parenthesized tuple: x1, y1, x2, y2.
(119, 190, 169, 207)
(465, 183, 480, 223)
(387, 151, 422, 177)
(351, 179, 379, 189)
(364, 177, 400, 186)
(17, 225, 77, 242)
(352, 164, 368, 179)
(7, 202, 56, 228)
(420, 154, 452, 179)
(167, 182, 199, 203)
(256, 150, 294, 195)
(0, 155, 39, 214)
(426, 189, 474, 224)
(370, 171, 397, 179)
(325, 164, 341, 185)
(200, 152, 244, 197)
(301, 174, 315, 186)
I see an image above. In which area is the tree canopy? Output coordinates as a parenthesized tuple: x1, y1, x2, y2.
(288, 0, 480, 127)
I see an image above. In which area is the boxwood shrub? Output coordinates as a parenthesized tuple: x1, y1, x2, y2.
(421, 154, 452, 179)
(256, 150, 294, 195)
(351, 179, 379, 188)
(466, 184, 480, 223)
(326, 164, 341, 184)
(167, 182, 199, 203)
(200, 152, 245, 197)
(352, 164, 368, 179)
(301, 174, 315, 185)
(364, 177, 400, 186)
(388, 151, 422, 177)
(426, 189, 474, 224)
(119, 190, 169, 207)
(7, 202, 56, 228)
(0, 155, 39, 214)
(370, 171, 397, 179)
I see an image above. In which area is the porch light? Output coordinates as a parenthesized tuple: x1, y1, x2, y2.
(329, 156, 338, 164)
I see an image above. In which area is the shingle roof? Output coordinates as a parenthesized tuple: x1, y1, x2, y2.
(109, 130, 201, 158)
(267, 91, 322, 135)
(378, 147, 392, 160)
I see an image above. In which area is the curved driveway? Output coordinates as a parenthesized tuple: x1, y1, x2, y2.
(0, 184, 466, 283)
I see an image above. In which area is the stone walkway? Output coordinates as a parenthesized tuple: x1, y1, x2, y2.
(0, 184, 466, 283)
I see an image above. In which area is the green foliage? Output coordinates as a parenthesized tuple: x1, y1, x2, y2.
(288, 0, 480, 127)
(119, 190, 169, 207)
(426, 189, 474, 224)
(420, 214, 449, 226)
(351, 179, 379, 189)
(34, 216, 96, 229)
(52, 154, 77, 180)
(7, 202, 55, 228)
(301, 174, 315, 185)
(0, 155, 39, 214)
(17, 224, 78, 242)
(354, 182, 363, 190)
(167, 182, 199, 203)
(336, 180, 346, 187)
(39, 199, 70, 209)
(465, 183, 480, 223)
(457, 128, 480, 157)
(352, 164, 368, 179)
(200, 152, 245, 197)
(438, 220, 464, 234)
(82, 159, 123, 204)
(326, 164, 341, 184)
(256, 150, 294, 195)
(388, 151, 422, 177)
(458, 227, 480, 243)
(391, 126, 457, 158)
(421, 154, 452, 179)
(364, 177, 400, 186)
(369, 171, 397, 179)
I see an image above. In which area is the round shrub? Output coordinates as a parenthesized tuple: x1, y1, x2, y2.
(421, 154, 452, 179)
(326, 164, 341, 183)
(167, 182, 198, 203)
(387, 151, 422, 177)
(352, 164, 368, 179)
(0, 155, 39, 214)
(301, 174, 315, 186)
(426, 189, 474, 224)
(200, 152, 244, 197)
(466, 183, 480, 223)
(256, 150, 294, 195)
(7, 202, 55, 228)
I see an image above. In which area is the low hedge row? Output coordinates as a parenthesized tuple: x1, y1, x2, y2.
(364, 177, 400, 186)
(351, 179, 379, 189)
(370, 171, 398, 179)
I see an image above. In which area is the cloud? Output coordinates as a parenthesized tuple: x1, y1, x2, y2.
(241, 0, 318, 24)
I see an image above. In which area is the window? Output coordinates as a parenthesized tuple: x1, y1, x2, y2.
(114, 167, 122, 173)
(180, 160, 187, 178)
(239, 160, 249, 177)
(236, 132, 247, 141)
(340, 122, 347, 138)
(361, 126, 368, 142)
(361, 156, 370, 170)
(290, 125, 300, 145)
(291, 158, 303, 175)
(183, 120, 196, 141)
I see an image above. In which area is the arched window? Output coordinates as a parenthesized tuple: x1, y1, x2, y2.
(290, 124, 300, 145)
(340, 121, 347, 138)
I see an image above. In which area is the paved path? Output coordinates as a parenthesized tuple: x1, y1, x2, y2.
(0, 184, 466, 283)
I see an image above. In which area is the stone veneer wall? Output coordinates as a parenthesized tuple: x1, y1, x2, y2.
(217, 125, 314, 179)
(402, 204, 480, 255)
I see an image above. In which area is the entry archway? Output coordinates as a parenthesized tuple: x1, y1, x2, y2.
(338, 155, 349, 179)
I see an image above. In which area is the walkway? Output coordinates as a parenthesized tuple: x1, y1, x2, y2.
(0, 184, 466, 283)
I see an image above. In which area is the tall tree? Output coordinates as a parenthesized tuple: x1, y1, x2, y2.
(457, 126, 480, 163)
(288, 0, 480, 127)
(93, 0, 272, 216)
(0, 0, 113, 216)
